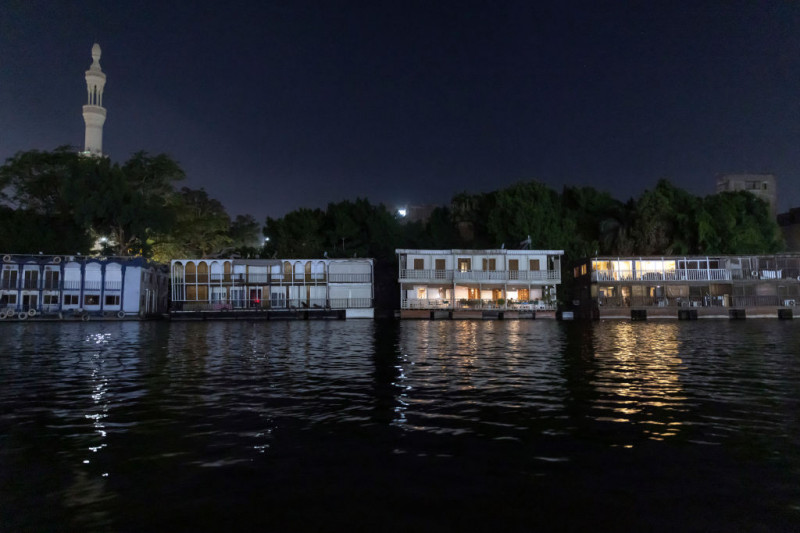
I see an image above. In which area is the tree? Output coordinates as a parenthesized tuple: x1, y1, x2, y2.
(150, 188, 232, 260)
(629, 179, 700, 255)
(698, 192, 783, 254)
(229, 214, 263, 250)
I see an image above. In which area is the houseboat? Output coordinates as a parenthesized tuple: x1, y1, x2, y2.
(0, 253, 168, 320)
(169, 258, 374, 319)
(573, 255, 800, 320)
(396, 248, 563, 319)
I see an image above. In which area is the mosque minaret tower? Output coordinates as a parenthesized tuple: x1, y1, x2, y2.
(82, 43, 106, 156)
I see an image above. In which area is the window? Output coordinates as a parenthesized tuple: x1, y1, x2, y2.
(45, 269, 60, 288)
(413, 258, 424, 270)
(509, 259, 519, 271)
(23, 269, 39, 289)
(530, 259, 541, 271)
(105, 294, 120, 306)
(518, 289, 529, 300)
(64, 294, 79, 305)
(482, 258, 496, 271)
(468, 288, 480, 300)
(1, 293, 17, 305)
(1, 269, 18, 288)
(43, 294, 59, 305)
(458, 258, 471, 272)
(435, 259, 446, 271)
(84, 295, 100, 306)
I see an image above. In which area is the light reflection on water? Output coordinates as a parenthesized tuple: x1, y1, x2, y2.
(0, 319, 799, 531)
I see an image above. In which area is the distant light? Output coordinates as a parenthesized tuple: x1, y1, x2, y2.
(397, 209, 407, 217)
(264, 237, 270, 243)
(99, 237, 108, 244)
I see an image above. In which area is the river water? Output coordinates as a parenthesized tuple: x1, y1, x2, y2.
(1, 319, 799, 532)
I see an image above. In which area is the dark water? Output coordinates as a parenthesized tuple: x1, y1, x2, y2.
(1, 320, 799, 532)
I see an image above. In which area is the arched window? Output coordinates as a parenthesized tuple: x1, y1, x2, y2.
(210, 261, 222, 282)
(173, 262, 184, 280)
(197, 262, 209, 283)
(186, 262, 196, 283)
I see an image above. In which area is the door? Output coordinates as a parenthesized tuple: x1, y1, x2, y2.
(249, 288, 263, 308)
(509, 259, 519, 280)
(270, 289, 286, 308)
(22, 293, 38, 311)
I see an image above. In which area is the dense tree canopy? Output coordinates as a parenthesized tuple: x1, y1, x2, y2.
(0, 149, 246, 259)
(1, 148, 784, 263)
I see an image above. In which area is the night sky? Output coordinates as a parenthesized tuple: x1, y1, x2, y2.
(2, 1, 800, 219)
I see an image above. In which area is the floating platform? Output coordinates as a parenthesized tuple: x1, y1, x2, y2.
(169, 308, 374, 321)
(398, 309, 558, 320)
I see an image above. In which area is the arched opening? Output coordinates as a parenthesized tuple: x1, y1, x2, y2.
(197, 262, 209, 283)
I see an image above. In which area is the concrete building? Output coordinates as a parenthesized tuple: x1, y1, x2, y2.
(169, 258, 375, 319)
(82, 43, 106, 157)
(396, 248, 563, 319)
(716, 173, 777, 216)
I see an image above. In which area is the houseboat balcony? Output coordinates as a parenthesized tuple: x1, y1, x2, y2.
(597, 295, 797, 308)
(399, 269, 560, 282)
(328, 273, 371, 283)
(172, 297, 373, 312)
(104, 281, 122, 291)
(83, 281, 102, 291)
(63, 281, 82, 290)
(592, 269, 732, 282)
(400, 298, 557, 311)
(592, 268, 800, 283)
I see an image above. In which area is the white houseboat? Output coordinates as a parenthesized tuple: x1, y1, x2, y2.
(396, 249, 563, 318)
(0, 254, 168, 320)
(169, 258, 374, 319)
(573, 255, 800, 320)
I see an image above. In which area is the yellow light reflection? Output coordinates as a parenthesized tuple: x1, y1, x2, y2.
(591, 322, 687, 445)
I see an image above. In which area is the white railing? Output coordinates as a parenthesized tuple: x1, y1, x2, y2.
(399, 269, 560, 282)
(400, 298, 556, 311)
(592, 269, 732, 282)
(172, 297, 373, 311)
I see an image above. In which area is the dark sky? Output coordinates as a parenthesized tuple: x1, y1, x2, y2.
(2, 0, 800, 219)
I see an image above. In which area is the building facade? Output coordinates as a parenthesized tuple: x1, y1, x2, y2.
(573, 255, 800, 319)
(0, 254, 168, 320)
(396, 249, 563, 315)
(170, 258, 374, 318)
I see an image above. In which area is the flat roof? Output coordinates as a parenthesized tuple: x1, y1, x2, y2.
(395, 249, 564, 255)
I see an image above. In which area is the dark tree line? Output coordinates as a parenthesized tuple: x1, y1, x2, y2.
(0, 148, 261, 260)
(263, 179, 783, 262)
(2, 149, 783, 265)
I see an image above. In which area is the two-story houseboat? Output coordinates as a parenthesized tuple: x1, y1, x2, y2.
(0, 254, 168, 320)
(573, 255, 800, 320)
(169, 258, 374, 319)
(396, 249, 563, 319)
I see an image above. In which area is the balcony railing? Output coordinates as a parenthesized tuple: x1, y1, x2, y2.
(592, 268, 800, 283)
(171, 297, 373, 311)
(181, 273, 341, 285)
(400, 298, 556, 311)
(597, 295, 797, 308)
(328, 273, 372, 283)
(399, 269, 560, 282)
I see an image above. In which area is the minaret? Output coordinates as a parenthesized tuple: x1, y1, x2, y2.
(82, 43, 106, 156)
